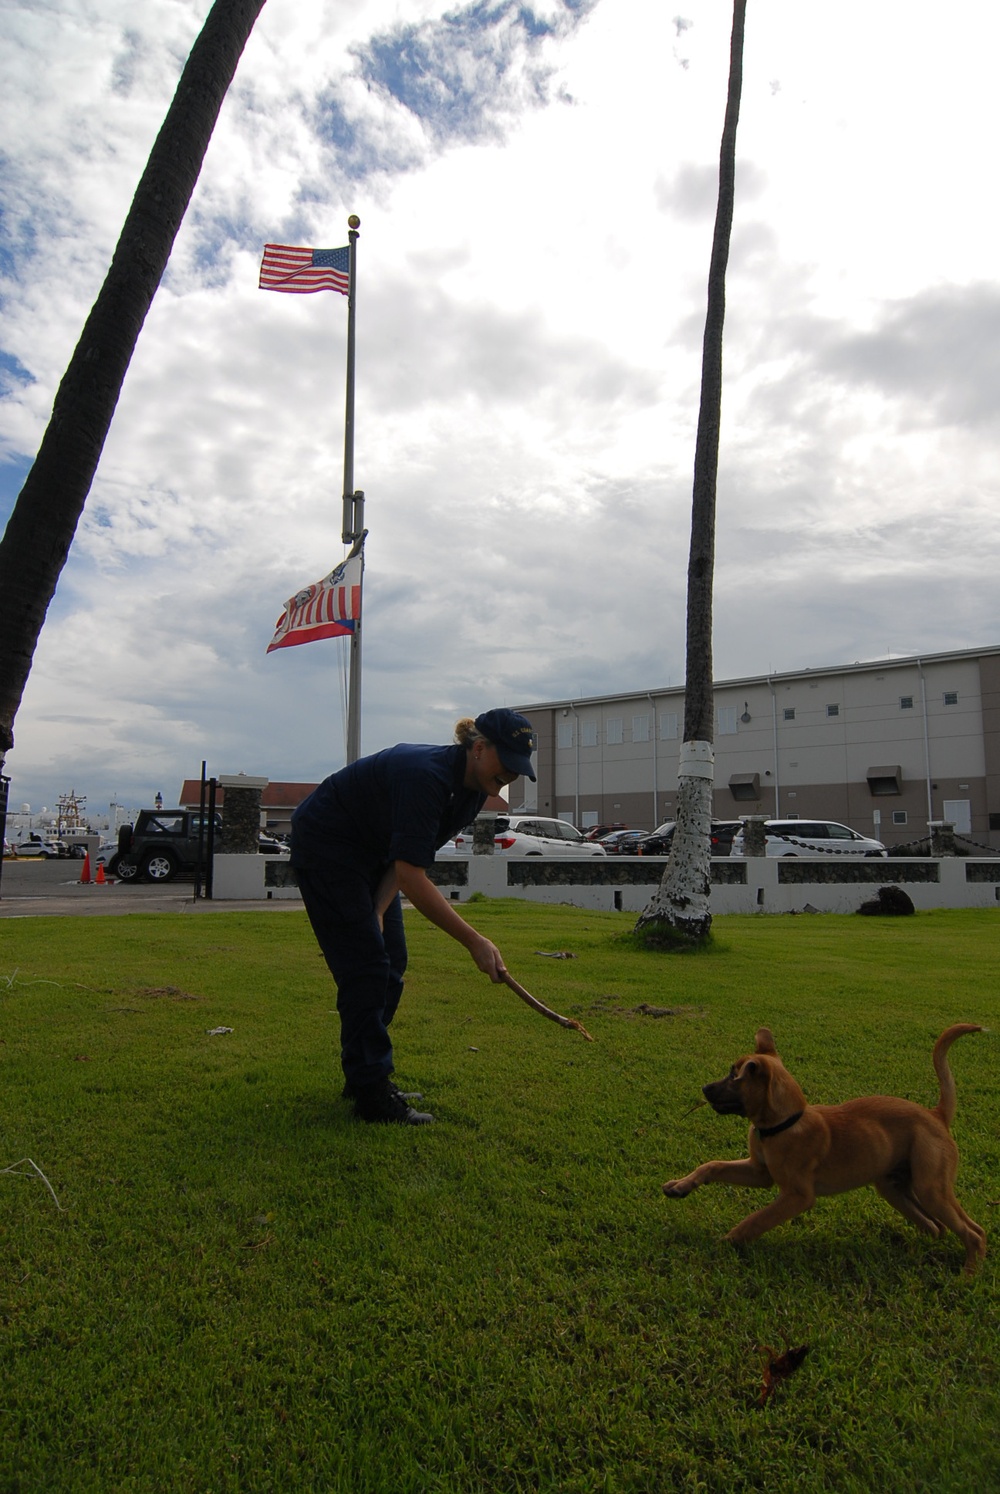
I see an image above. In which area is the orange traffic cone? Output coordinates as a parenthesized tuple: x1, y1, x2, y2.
(95, 861, 106, 885)
(79, 851, 92, 884)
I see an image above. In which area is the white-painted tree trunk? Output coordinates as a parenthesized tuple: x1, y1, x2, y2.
(635, 741, 715, 943)
(633, 0, 744, 950)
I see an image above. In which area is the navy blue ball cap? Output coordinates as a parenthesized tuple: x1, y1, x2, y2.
(475, 708, 537, 781)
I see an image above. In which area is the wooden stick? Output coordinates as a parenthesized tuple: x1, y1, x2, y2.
(500, 971, 594, 1041)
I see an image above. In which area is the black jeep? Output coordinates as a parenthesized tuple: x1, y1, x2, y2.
(113, 809, 222, 884)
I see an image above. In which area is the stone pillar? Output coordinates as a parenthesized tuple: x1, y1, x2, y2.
(218, 774, 268, 853)
(743, 815, 768, 857)
(473, 811, 498, 854)
(929, 821, 956, 857)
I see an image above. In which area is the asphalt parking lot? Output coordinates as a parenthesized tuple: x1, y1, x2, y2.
(0, 857, 303, 918)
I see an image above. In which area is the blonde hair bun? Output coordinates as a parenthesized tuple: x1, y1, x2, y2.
(454, 717, 482, 747)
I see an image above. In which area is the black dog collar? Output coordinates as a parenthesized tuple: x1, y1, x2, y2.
(755, 1111, 803, 1139)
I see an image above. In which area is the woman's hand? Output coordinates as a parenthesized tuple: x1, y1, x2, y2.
(394, 860, 508, 980)
(467, 933, 507, 982)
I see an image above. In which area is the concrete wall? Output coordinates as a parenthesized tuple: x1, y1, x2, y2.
(213, 853, 267, 899)
(423, 854, 1000, 915)
(211, 854, 307, 900)
(229, 850, 1000, 914)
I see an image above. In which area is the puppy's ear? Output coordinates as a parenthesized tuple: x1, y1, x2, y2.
(754, 1027, 777, 1054)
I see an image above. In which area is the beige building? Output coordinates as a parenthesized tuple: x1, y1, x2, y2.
(514, 646, 1000, 850)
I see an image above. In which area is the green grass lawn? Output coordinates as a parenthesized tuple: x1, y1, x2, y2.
(1, 902, 998, 1492)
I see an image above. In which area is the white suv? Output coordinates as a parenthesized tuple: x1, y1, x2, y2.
(454, 815, 607, 857)
(730, 819, 886, 858)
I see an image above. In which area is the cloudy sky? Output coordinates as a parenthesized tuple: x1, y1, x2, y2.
(2, 0, 999, 822)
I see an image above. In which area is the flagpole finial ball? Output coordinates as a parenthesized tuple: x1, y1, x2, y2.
(348, 214, 361, 229)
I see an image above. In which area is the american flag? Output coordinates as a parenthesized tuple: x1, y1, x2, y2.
(266, 551, 362, 653)
(258, 243, 350, 295)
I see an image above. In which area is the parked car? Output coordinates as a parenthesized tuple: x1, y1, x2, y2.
(584, 822, 627, 841)
(454, 815, 607, 857)
(61, 832, 95, 859)
(730, 819, 886, 858)
(596, 829, 640, 854)
(636, 819, 745, 855)
(258, 835, 290, 857)
(611, 829, 653, 855)
(709, 820, 745, 856)
(12, 834, 65, 859)
(95, 842, 124, 874)
(633, 821, 677, 854)
(116, 808, 224, 883)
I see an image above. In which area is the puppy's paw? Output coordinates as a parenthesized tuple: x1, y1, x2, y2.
(662, 1178, 694, 1198)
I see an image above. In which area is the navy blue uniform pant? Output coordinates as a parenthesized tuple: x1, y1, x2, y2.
(294, 866, 408, 1089)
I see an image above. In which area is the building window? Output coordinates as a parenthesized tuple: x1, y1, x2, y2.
(556, 721, 573, 750)
(718, 706, 738, 736)
(892, 810, 908, 825)
(659, 712, 679, 740)
(900, 696, 914, 710)
(632, 714, 650, 743)
(943, 691, 958, 706)
(826, 704, 840, 717)
(989, 813, 1000, 832)
(581, 720, 598, 748)
(606, 718, 623, 746)
(783, 707, 795, 721)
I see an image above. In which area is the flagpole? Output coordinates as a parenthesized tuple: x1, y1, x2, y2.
(341, 214, 363, 764)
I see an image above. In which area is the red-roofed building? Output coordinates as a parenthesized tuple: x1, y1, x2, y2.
(178, 779, 318, 836)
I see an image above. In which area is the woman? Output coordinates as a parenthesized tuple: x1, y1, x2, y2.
(290, 708, 537, 1124)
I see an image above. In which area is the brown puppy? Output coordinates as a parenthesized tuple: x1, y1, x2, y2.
(663, 1024, 986, 1273)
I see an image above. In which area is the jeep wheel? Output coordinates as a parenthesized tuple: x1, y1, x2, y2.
(142, 850, 179, 883)
(116, 858, 139, 883)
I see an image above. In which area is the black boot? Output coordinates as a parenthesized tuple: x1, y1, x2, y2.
(353, 1077, 434, 1125)
(341, 1078, 424, 1102)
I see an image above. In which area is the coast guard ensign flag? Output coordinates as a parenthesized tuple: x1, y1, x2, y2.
(266, 552, 361, 653)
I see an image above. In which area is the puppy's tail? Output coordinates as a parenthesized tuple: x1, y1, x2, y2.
(932, 1023, 982, 1129)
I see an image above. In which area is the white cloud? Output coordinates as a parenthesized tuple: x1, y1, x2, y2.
(2, 0, 1000, 819)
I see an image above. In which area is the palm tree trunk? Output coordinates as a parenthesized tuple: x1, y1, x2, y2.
(635, 0, 747, 947)
(0, 0, 267, 759)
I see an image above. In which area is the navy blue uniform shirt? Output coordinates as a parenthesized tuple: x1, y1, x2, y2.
(290, 743, 486, 877)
